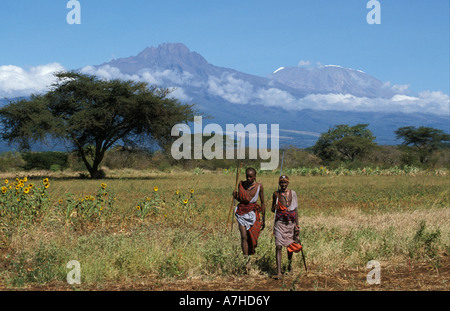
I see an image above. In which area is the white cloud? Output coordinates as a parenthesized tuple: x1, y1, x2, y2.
(80, 65, 141, 82)
(208, 74, 449, 115)
(391, 84, 410, 94)
(0, 63, 65, 98)
(295, 92, 449, 115)
(391, 94, 418, 102)
(298, 60, 311, 67)
(138, 68, 197, 86)
(255, 88, 296, 108)
(80, 65, 193, 101)
(195, 71, 449, 116)
(80, 65, 199, 87)
(167, 87, 192, 101)
(1, 63, 448, 117)
(207, 73, 254, 104)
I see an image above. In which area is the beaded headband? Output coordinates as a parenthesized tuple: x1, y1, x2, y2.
(279, 175, 289, 181)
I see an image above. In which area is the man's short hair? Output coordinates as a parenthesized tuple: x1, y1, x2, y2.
(246, 167, 257, 175)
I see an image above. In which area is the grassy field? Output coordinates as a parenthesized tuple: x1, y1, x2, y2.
(0, 168, 449, 291)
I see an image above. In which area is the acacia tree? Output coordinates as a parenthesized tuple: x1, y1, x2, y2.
(0, 71, 195, 178)
(395, 126, 450, 163)
(312, 124, 377, 163)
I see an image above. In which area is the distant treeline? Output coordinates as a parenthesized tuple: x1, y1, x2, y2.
(0, 143, 448, 173)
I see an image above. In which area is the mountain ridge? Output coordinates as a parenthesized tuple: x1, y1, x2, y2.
(94, 42, 399, 99)
(1, 43, 447, 150)
(85, 44, 449, 148)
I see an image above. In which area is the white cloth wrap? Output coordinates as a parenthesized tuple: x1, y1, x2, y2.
(235, 185, 260, 230)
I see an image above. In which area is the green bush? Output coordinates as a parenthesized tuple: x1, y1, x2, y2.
(0, 151, 25, 172)
(21, 152, 68, 171)
(409, 221, 442, 261)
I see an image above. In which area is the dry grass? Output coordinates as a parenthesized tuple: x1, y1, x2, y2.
(0, 168, 448, 290)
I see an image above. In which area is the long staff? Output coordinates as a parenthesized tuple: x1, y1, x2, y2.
(297, 227, 308, 274)
(273, 150, 285, 223)
(271, 150, 285, 241)
(225, 160, 242, 233)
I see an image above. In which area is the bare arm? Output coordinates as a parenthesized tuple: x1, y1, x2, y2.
(259, 184, 266, 230)
(271, 192, 277, 213)
(259, 183, 265, 214)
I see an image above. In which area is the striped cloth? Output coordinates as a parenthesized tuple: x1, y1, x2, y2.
(235, 182, 262, 255)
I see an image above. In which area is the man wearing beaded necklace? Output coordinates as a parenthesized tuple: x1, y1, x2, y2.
(271, 175, 301, 279)
(233, 167, 266, 266)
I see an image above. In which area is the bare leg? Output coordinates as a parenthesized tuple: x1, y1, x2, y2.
(238, 224, 249, 255)
(287, 250, 293, 272)
(275, 245, 283, 278)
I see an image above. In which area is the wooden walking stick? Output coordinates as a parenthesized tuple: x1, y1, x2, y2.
(225, 160, 242, 233)
(298, 231, 308, 274)
(271, 150, 285, 242)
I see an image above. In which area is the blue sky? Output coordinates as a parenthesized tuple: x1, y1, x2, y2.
(0, 0, 449, 98)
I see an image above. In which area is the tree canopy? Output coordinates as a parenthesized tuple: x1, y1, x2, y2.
(395, 126, 450, 163)
(0, 71, 196, 178)
(312, 124, 377, 163)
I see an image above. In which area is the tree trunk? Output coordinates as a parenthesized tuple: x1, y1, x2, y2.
(78, 146, 105, 179)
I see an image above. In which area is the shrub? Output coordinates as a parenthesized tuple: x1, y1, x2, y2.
(0, 152, 26, 172)
(22, 152, 68, 171)
(408, 220, 442, 261)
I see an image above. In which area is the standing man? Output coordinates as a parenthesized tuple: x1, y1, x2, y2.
(271, 175, 301, 279)
(233, 167, 266, 265)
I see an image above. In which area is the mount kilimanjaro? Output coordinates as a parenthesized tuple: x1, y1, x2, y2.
(1, 43, 447, 152)
(81, 43, 448, 148)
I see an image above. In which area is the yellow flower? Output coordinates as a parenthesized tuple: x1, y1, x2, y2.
(183, 199, 189, 204)
(58, 199, 63, 204)
(43, 178, 49, 184)
(23, 187, 30, 194)
(4, 179, 8, 184)
(101, 183, 107, 189)
(154, 186, 158, 192)
(28, 183, 34, 188)
(136, 205, 141, 210)
(15, 185, 20, 190)
(176, 190, 179, 195)
(23, 177, 27, 182)
(44, 183, 50, 189)
(1, 186, 7, 194)
(190, 189, 194, 194)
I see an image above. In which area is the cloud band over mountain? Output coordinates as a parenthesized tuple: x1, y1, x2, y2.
(83, 64, 449, 116)
(0, 49, 448, 117)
